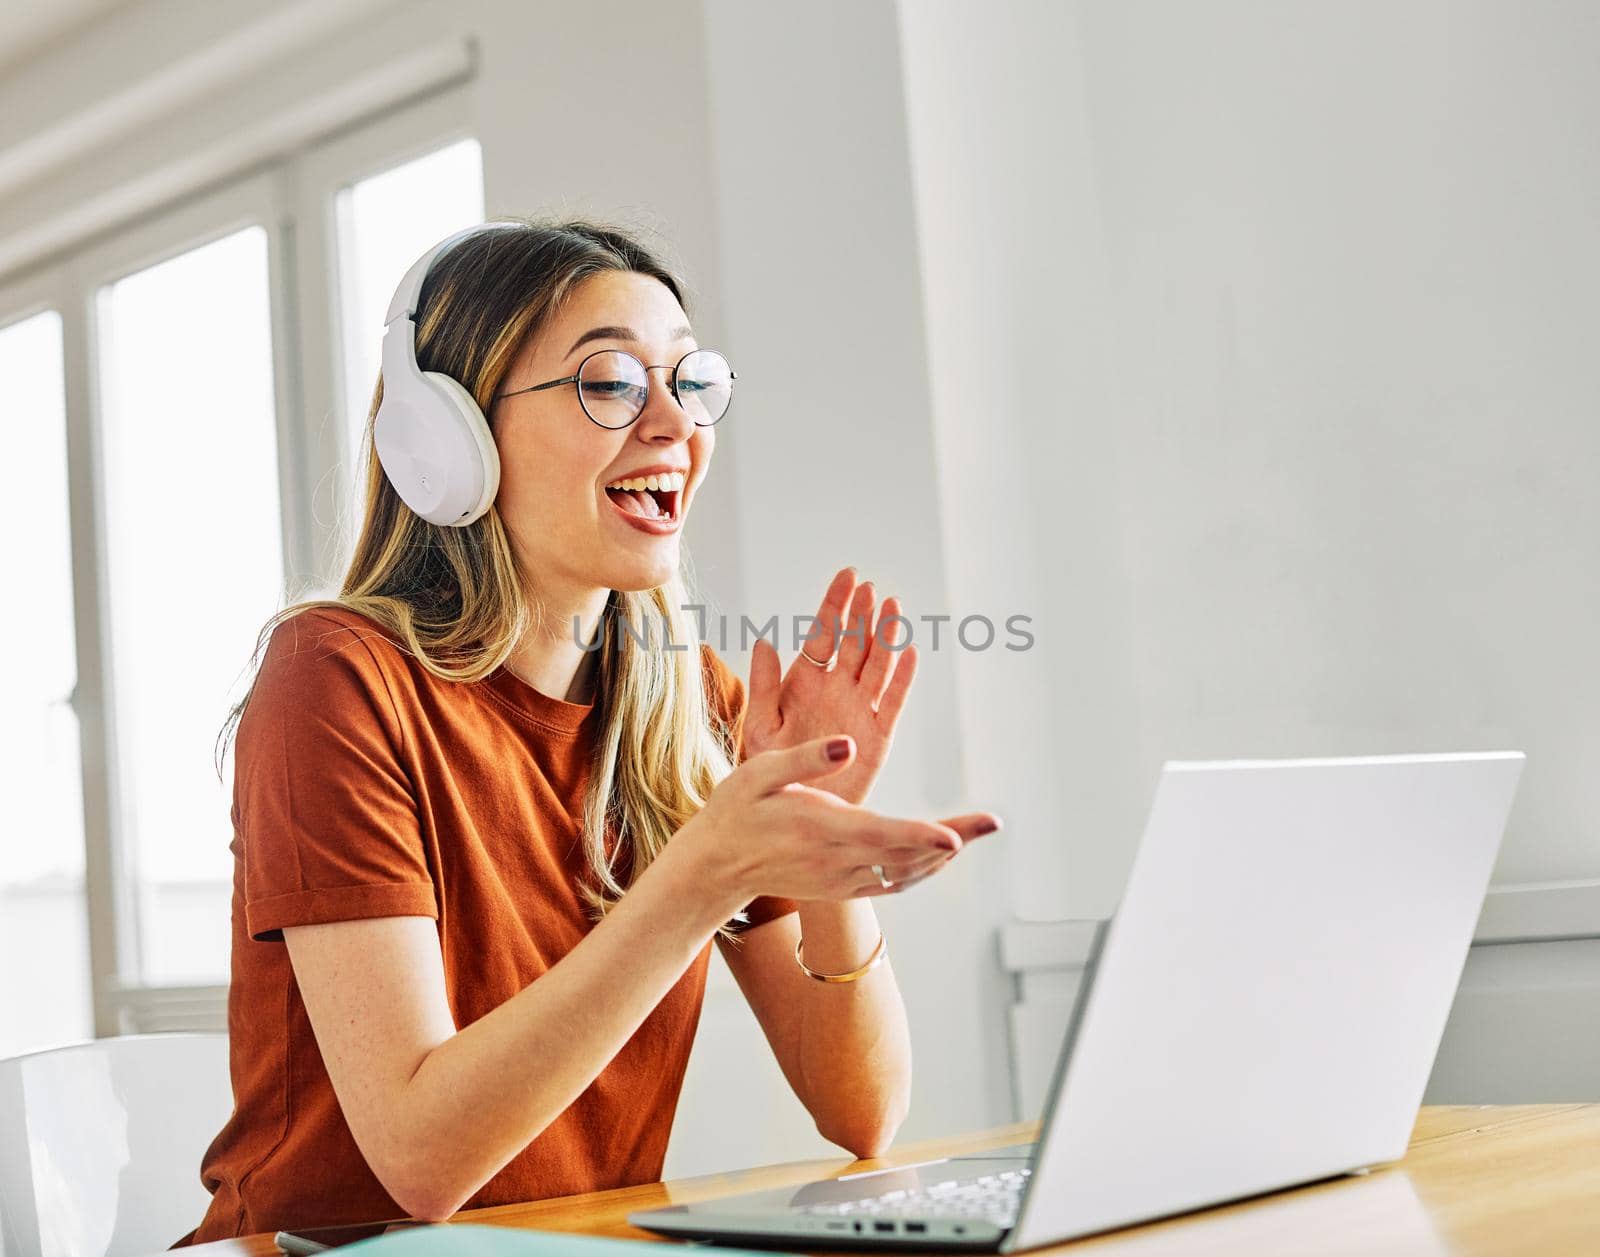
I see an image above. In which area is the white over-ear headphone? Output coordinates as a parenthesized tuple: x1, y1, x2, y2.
(374, 221, 521, 527)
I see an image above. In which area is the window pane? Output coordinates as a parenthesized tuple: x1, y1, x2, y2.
(335, 137, 484, 509)
(0, 309, 92, 1055)
(97, 227, 284, 984)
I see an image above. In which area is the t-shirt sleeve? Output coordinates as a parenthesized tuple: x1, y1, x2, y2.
(234, 610, 437, 942)
(699, 643, 801, 929)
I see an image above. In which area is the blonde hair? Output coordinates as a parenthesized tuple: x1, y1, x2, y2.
(217, 215, 749, 939)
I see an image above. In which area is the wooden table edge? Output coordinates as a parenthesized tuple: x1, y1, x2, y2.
(174, 1106, 1589, 1257)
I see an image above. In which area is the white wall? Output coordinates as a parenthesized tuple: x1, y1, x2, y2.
(1065, 0, 1600, 896)
(896, 0, 1144, 925)
(898, 0, 1600, 1102)
(901, 0, 1600, 913)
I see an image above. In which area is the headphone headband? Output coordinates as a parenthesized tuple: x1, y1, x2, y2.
(383, 220, 521, 327)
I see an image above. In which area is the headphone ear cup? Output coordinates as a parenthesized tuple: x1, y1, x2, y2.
(374, 369, 501, 527)
(422, 371, 502, 521)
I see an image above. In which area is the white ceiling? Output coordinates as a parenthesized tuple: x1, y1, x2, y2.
(0, 0, 130, 79)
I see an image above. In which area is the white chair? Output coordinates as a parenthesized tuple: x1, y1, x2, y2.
(0, 1034, 232, 1257)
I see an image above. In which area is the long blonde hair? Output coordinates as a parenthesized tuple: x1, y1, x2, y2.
(217, 216, 748, 938)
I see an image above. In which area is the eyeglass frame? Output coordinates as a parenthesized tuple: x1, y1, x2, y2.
(493, 347, 737, 428)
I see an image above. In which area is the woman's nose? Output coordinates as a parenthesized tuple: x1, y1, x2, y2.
(634, 366, 696, 441)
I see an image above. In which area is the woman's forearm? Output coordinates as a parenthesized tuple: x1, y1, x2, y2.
(394, 834, 743, 1219)
(792, 899, 913, 1156)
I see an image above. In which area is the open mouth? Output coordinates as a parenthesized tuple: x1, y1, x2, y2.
(603, 472, 683, 524)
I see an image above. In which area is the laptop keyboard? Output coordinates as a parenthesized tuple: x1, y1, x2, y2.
(798, 1167, 1031, 1226)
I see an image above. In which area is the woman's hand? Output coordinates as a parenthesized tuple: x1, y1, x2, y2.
(684, 734, 1000, 902)
(743, 567, 917, 806)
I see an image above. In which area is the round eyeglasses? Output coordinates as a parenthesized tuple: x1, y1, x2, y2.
(495, 347, 736, 429)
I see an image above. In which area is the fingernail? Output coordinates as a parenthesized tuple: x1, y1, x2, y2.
(974, 817, 1002, 836)
(826, 737, 852, 762)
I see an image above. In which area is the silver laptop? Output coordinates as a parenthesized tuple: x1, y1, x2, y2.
(630, 752, 1524, 1251)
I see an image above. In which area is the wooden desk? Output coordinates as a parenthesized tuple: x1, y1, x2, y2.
(184, 1106, 1600, 1256)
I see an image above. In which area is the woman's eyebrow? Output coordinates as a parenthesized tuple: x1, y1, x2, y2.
(566, 324, 696, 358)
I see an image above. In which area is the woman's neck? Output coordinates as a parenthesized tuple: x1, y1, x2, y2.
(504, 585, 611, 705)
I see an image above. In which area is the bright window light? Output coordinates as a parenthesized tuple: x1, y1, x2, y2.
(97, 225, 285, 984)
(0, 308, 92, 1052)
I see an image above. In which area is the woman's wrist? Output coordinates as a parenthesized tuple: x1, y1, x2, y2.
(660, 813, 760, 928)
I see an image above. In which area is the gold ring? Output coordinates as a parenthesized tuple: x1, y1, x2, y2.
(799, 644, 834, 668)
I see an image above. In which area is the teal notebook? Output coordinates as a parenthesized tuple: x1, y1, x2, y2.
(337, 1223, 789, 1256)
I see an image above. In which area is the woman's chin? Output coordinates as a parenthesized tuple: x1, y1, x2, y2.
(604, 548, 681, 593)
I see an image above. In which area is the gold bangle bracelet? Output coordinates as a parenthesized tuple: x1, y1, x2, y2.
(795, 933, 887, 983)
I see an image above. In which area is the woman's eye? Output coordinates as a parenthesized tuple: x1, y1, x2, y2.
(583, 380, 640, 398)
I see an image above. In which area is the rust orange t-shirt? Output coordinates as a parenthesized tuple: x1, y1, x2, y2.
(179, 606, 795, 1244)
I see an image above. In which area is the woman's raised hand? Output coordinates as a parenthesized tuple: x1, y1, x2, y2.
(684, 733, 1000, 902)
(743, 567, 916, 806)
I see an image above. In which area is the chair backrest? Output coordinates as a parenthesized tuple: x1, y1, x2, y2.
(0, 1033, 232, 1257)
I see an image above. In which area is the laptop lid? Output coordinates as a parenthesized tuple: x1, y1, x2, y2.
(1006, 752, 1523, 1250)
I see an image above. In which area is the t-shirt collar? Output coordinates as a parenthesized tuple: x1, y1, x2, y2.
(482, 663, 597, 734)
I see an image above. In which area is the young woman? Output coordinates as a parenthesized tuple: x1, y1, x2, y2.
(180, 217, 1000, 1243)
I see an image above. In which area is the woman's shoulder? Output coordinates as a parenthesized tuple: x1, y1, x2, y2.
(264, 604, 404, 664)
(696, 639, 729, 676)
(697, 641, 747, 728)
(250, 604, 412, 715)
(696, 638, 734, 683)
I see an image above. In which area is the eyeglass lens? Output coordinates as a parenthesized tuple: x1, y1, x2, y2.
(577, 349, 733, 428)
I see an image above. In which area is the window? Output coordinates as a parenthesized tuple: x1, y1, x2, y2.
(97, 227, 285, 984)
(0, 89, 483, 1043)
(0, 309, 92, 1056)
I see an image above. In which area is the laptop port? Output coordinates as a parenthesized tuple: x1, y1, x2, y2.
(906, 1223, 928, 1234)
(874, 1222, 895, 1233)
(853, 1221, 863, 1232)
